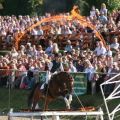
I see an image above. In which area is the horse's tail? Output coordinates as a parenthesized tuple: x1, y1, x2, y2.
(28, 83, 39, 108)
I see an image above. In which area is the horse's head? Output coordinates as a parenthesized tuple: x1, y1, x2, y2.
(56, 72, 74, 94)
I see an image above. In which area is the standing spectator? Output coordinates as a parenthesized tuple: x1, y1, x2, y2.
(84, 60, 96, 94)
(100, 3, 108, 16)
(8, 62, 17, 88)
(90, 6, 96, 18)
(104, 62, 119, 95)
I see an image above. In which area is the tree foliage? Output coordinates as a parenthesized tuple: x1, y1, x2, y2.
(75, 0, 89, 15)
(28, 0, 44, 15)
(107, 0, 120, 12)
(0, 0, 120, 16)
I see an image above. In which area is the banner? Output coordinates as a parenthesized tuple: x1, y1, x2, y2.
(39, 72, 87, 95)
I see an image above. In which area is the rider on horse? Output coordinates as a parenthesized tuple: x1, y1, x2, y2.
(41, 54, 65, 93)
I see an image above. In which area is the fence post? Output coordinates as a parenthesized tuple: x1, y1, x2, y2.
(52, 115, 60, 120)
(8, 108, 13, 120)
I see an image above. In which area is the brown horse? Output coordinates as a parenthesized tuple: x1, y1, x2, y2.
(28, 71, 74, 110)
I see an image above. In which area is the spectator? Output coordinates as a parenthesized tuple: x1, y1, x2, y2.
(94, 41, 106, 56)
(99, 12, 108, 25)
(68, 61, 77, 72)
(100, 3, 108, 16)
(90, 6, 96, 18)
(110, 37, 119, 52)
(64, 40, 73, 53)
(45, 40, 53, 56)
(52, 43, 59, 54)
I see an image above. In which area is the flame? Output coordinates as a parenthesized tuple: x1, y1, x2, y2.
(15, 6, 106, 49)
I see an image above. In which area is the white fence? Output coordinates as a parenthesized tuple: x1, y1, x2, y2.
(8, 108, 104, 120)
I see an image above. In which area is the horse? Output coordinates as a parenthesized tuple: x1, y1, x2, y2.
(28, 71, 74, 110)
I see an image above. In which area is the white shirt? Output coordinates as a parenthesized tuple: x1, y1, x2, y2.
(31, 29, 38, 35)
(94, 46, 106, 56)
(90, 10, 96, 17)
(105, 50, 112, 56)
(37, 30, 43, 35)
(84, 66, 96, 81)
(45, 45, 53, 55)
(69, 65, 77, 72)
(110, 43, 119, 50)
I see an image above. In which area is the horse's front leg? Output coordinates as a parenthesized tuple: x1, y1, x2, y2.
(32, 89, 40, 110)
(32, 97, 39, 110)
(44, 98, 52, 111)
(64, 97, 70, 109)
(68, 94, 72, 105)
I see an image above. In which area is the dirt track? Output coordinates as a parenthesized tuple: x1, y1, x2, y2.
(0, 116, 56, 120)
(0, 116, 7, 120)
(0, 116, 39, 120)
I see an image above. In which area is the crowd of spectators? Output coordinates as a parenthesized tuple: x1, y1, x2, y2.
(0, 3, 120, 95)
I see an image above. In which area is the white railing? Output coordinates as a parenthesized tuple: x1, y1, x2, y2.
(8, 108, 104, 120)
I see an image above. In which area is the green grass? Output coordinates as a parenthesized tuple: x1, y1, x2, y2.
(0, 87, 120, 120)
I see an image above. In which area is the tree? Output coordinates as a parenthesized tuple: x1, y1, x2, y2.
(107, 0, 120, 12)
(75, 0, 89, 15)
(3, 0, 44, 16)
(28, 0, 44, 15)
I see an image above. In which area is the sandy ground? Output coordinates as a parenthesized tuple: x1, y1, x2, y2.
(0, 116, 60, 120)
(0, 116, 42, 120)
(0, 116, 32, 120)
(0, 116, 7, 120)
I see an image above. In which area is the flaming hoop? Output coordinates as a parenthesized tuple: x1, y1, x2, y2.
(15, 6, 106, 50)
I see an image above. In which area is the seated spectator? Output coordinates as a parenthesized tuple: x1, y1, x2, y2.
(68, 61, 77, 72)
(110, 37, 119, 52)
(37, 45, 44, 58)
(99, 12, 108, 25)
(105, 45, 112, 57)
(64, 26, 72, 34)
(25, 43, 33, 57)
(10, 47, 18, 58)
(64, 40, 73, 53)
(76, 60, 84, 72)
(94, 41, 106, 56)
(45, 40, 53, 56)
(37, 26, 44, 35)
(52, 43, 59, 54)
